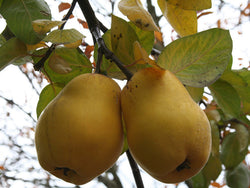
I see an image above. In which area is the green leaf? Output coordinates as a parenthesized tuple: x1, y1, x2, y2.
(185, 86, 203, 103)
(166, 0, 211, 10)
(226, 163, 250, 188)
(210, 121, 220, 156)
(0, 38, 27, 71)
(111, 15, 137, 66)
(36, 83, 63, 118)
(220, 133, 248, 169)
(128, 22, 154, 54)
(157, 28, 232, 87)
(209, 79, 241, 118)
(190, 171, 208, 188)
(94, 16, 150, 80)
(202, 154, 222, 182)
(12, 56, 32, 66)
(33, 47, 92, 85)
(221, 69, 250, 115)
(0, 0, 51, 44)
(0, 34, 6, 45)
(233, 124, 249, 152)
(43, 29, 84, 44)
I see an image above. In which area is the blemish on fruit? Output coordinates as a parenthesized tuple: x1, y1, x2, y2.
(55, 167, 72, 176)
(176, 159, 191, 171)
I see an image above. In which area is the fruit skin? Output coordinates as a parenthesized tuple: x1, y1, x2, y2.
(35, 73, 124, 185)
(121, 67, 211, 183)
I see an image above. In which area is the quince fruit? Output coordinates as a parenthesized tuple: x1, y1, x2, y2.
(35, 73, 123, 185)
(121, 67, 211, 183)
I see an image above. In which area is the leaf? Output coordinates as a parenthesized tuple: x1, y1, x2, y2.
(32, 19, 65, 35)
(209, 79, 241, 118)
(26, 41, 47, 52)
(185, 86, 203, 103)
(12, 56, 32, 66)
(0, 38, 27, 71)
(210, 121, 220, 156)
(43, 29, 84, 45)
(133, 41, 158, 67)
(111, 15, 139, 77)
(166, 0, 211, 10)
(77, 18, 89, 29)
(221, 69, 250, 115)
(118, 0, 159, 31)
(157, 28, 232, 87)
(58, 2, 71, 12)
(33, 47, 92, 85)
(158, 0, 197, 37)
(0, 0, 51, 44)
(48, 53, 72, 74)
(205, 107, 221, 123)
(36, 83, 63, 118)
(191, 171, 208, 188)
(202, 154, 222, 182)
(94, 17, 153, 80)
(233, 124, 249, 152)
(226, 163, 250, 188)
(63, 39, 82, 49)
(0, 34, 6, 45)
(128, 22, 154, 54)
(220, 132, 248, 169)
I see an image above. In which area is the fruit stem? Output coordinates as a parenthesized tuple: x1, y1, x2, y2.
(126, 150, 145, 188)
(77, 0, 133, 80)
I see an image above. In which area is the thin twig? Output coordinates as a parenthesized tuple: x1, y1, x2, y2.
(0, 95, 36, 123)
(60, 0, 77, 29)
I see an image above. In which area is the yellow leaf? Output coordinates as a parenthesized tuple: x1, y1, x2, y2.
(48, 53, 72, 74)
(32, 19, 65, 35)
(167, 0, 211, 10)
(63, 39, 82, 49)
(26, 41, 47, 51)
(133, 41, 158, 67)
(158, 0, 197, 37)
(118, 0, 159, 32)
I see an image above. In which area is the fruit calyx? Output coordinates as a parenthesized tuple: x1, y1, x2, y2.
(54, 167, 77, 177)
(176, 159, 191, 172)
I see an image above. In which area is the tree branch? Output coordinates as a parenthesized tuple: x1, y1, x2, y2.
(76, 0, 133, 80)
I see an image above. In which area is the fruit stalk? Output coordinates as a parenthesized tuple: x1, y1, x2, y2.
(126, 150, 145, 188)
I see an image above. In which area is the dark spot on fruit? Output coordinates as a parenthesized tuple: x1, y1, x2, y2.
(144, 23, 149, 27)
(135, 85, 138, 88)
(120, 33, 122, 38)
(55, 167, 72, 176)
(176, 159, 191, 172)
